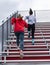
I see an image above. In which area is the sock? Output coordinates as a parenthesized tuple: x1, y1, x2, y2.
(28, 31, 30, 33)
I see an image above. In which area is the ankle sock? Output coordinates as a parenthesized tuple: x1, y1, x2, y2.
(32, 39, 34, 45)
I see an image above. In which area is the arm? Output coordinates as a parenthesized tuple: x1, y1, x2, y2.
(11, 17, 16, 30)
(24, 16, 29, 20)
(24, 21, 28, 28)
(11, 17, 16, 24)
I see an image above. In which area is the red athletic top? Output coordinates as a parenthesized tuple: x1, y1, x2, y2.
(11, 17, 28, 32)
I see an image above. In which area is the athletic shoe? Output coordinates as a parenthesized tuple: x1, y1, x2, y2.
(32, 39, 34, 45)
(20, 50, 24, 58)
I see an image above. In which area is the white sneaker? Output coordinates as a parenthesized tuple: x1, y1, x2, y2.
(20, 50, 24, 58)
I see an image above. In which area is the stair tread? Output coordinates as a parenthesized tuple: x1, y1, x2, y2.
(3, 25, 50, 60)
(2, 51, 50, 53)
(6, 54, 50, 56)
(6, 48, 48, 50)
(4, 45, 48, 48)
(6, 39, 50, 42)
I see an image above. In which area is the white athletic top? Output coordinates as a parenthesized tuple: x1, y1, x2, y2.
(25, 14, 36, 24)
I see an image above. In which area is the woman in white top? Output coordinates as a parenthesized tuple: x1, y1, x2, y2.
(25, 8, 36, 45)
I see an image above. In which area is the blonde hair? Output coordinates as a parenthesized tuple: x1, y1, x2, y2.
(17, 14, 23, 18)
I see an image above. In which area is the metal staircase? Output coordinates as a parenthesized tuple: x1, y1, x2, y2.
(1, 23, 50, 63)
(0, 10, 50, 63)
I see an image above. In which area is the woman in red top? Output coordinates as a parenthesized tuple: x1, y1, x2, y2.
(11, 14, 28, 58)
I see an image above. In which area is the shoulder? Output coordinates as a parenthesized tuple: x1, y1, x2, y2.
(11, 17, 16, 21)
(30, 15, 35, 18)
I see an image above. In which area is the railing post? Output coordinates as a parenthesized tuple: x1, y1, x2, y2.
(16, 11, 18, 18)
(34, 10, 36, 22)
(6, 17, 8, 40)
(10, 15, 12, 33)
(2, 20, 4, 52)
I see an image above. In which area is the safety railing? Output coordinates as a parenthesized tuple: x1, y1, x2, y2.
(0, 11, 18, 54)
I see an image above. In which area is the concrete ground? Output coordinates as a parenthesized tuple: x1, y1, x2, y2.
(0, 62, 50, 65)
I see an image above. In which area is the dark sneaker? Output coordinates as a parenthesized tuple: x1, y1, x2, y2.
(28, 35, 30, 38)
(28, 33, 30, 38)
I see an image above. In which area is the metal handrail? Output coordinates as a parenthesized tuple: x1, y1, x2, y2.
(0, 11, 18, 53)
